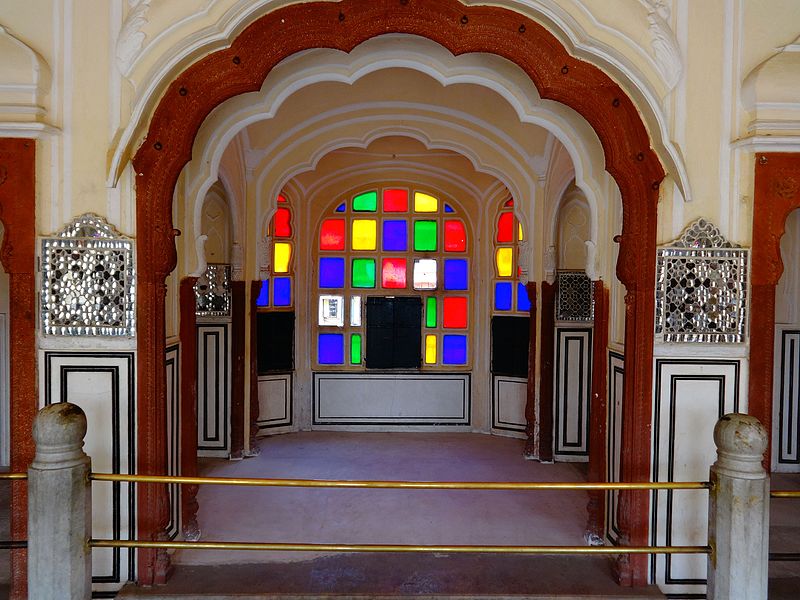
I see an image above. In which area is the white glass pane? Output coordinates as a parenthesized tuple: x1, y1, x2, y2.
(413, 259, 438, 290)
(350, 295, 362, 327)
(318, 295, 344, 327)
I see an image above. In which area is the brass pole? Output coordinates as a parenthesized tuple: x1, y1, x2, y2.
(0, 473, 27, 480)
(770, 490, 800, 498)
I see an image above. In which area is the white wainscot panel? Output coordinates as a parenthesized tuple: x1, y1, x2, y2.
(492, 376, 527, 436)
(605, 351, 624, 545)
(257, 373, 292, 431)
(165, 344, 180, 539)
(651, 359, 741, 595)
(313, 373, 470, 427)
(774, 327, 800, 472)
(42, 352, 135, 595)
(554, 328, 592, 461)
(197, 323, 230, 457)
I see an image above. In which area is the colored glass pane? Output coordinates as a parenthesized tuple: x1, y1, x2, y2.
(414, 192, 438, 212)
(496, 247, 513, 277)
(352, 219, 377, 250)
(274, 242, 291, 273)
(256, 280, 269, 307)
(350, 334, 362, 364)
(444, 204, 454, 213)
(425, 335, 437, 364)
(425, 297, 437, 328)
(413, 259, 437, 290)
(319, 257, 345, 288)
(273, 207, 292, 238)
(318, 333, 344, 364)
(383, 189, 409, 212)
(517, 282, 531, 312)
(518, 223, 524, 241)
(318, 295, 344, 326)
(352, 258, 376, 288)
(444, 220, 466, 252)
(353, 191, 378, 212)
(278, 195, 287, 203)
(335, 202, 346, 212)
(504, 199, 513, 208)
(273, 277, 291, 306)
(381, 258, 407, 289)
(382, 220, 407, 251)
(414, 220, 437, 251)
(495, 282, 512, 311)
(443, 296, 468, 328)
(442, 335, 467, 365)
(444, 259, 468, 290)
(350, 295, 362, 326)
(320, 218, 345, 250)
(497, 212, 514, 242)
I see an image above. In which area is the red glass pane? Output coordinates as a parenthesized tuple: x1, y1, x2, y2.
(383, 189, 408, 212)
(319, 218, 345, 250)
(496, 212, 513, 243)
(277, 194, 287, 203)
(381, 258, 407, 288)
(443, 296, 468, 328)
(504, 199, 514, 208)
(444, 220, 467, 252)
(274, 207, 292, 238)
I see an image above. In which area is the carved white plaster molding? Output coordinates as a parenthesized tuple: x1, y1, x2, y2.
(518, 239, 530, 285)
(258, 236, 271, 279)
(544, 246, 556, 285)
(116, 0, 151, 78)
(230, 242, 243, 281)
(639, 0, 683, 91)
(189, 234, 208, 277)
(0, 24, 52, 120)
(584, 239, 599, 281)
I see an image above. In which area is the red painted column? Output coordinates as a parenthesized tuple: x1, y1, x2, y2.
(586, 281, 609, 541)
(179, 278, 200, 539)
(0, 138, 37, 600)
(523, 282, 538, 457)
(229, 281, 246, 459)
(538, 280, 557, 463)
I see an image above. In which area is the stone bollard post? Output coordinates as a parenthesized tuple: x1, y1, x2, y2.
(707, 413, 769, 600)
(28, 402, 92, 599)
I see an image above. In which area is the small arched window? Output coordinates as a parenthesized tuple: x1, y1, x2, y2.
(256, 194, 293, 309)
(492, 198, 529, 314)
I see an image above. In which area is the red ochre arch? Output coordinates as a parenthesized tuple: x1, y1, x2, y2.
(132, 0, 664, 587)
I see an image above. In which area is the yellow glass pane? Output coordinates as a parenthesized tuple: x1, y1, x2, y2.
(414, 192, 438, 213)
(496, 247, 513, 277)
(352, 219, 377, 250)
(518, 223, 524, 241)
(425, 334, 437, 364)
(274, 242, 291, 273)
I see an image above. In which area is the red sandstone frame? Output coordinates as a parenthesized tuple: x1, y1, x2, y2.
(129, 0, 664, 587)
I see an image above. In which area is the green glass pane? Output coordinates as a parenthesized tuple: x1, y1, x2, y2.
(350, 334, 362, 364)
(414, 220, 437, 251)
(353, 191, 378, 212)
(352, 258, 376, 288)
(426, 297, 437, 328)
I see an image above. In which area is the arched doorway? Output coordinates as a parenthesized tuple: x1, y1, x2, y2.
(131, 0, 664, 586)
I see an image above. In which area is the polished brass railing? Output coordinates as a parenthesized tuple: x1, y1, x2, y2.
(0, 473, 27, 480)
(771, 490, 800, 498)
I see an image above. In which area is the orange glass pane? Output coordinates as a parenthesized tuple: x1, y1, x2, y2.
(383, 189, 408, 212)
(496, 247, 513, 277)
(273, 207, 292, 238)
(381, 258, 407, 289)
(444, 220, 467, 252)
(497, 212, 513, 242)
(352, 219, 377, 250)
(320, 218, 345, 251)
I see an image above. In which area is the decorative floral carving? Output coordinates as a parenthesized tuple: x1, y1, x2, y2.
(771, 177, 798, 200)
(641, 0, 683, 90)
(116, 0, 151, 77)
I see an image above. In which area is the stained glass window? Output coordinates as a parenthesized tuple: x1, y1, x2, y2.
(259, 194, 295, 310)
(314, 187, 470, 369)
(492, 197, 528, 314)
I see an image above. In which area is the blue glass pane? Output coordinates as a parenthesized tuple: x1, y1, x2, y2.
(255, 280, 269, 307)
(318, 333, 344, 364)
(517, 282, 531, 312)
(319, 257, 345, 288)
(444, 204, 454, 213)
(335, 202, 346, 212)
(494, 282, 512, 310)
(444, 259, 468, 290)
(273, 277, 291, 306)
(382, 220, 407, 251)
(442, 335, 467, 365)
